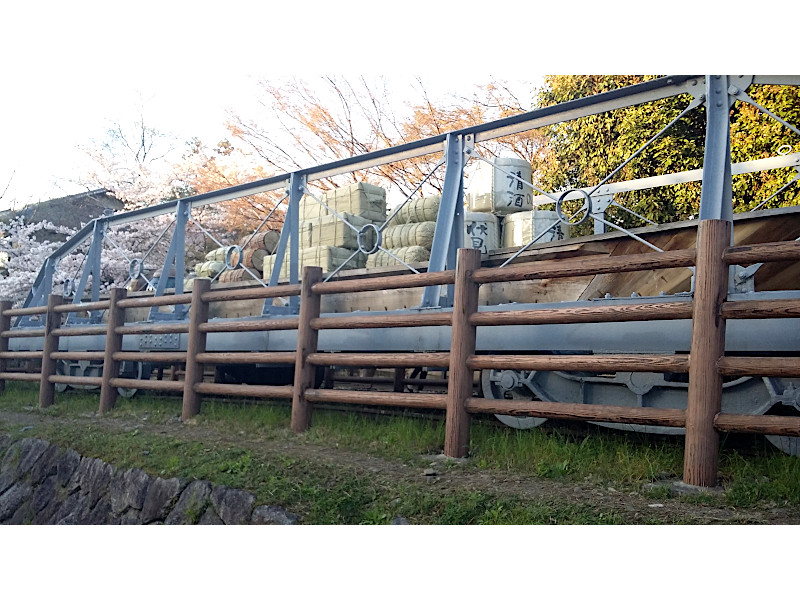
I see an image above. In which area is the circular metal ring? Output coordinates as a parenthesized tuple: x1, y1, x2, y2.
(62, 278, 73, 298)
(555, 189, 591, 226)
(357, 223, 382, 255)
(128, 258, 143, 280)
(777, 144, 793, 156)
(225, 245, 242, 270)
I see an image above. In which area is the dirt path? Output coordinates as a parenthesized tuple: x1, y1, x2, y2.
(2, 408, 798, 524)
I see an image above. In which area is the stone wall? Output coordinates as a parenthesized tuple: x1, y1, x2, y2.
(0, 435, 299, 525)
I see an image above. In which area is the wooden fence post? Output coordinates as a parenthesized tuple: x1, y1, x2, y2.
(291, 266, 323, 433)
(0, 300, 11, 394)
(182, 278, 211, 421)
(39, 294, 64, 409)
(99, 287, 127, 413)
(684, 219, 731, 487)
(445, 248, 481, 458)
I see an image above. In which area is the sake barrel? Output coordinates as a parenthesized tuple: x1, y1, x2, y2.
(464, 211, 500, 255)
(502, 210, 570, 248)
(466, 157, 533, 215)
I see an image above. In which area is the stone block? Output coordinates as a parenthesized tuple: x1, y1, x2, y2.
(141, 477, 186, 524)
(165, 480, 212, 525)
(251, 505, 300, 525)
(0, 482, 33, 522)
(210, 485, 256, 525)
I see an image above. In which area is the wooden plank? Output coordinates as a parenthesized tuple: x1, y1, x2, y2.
(1, 328, 46, 339)
(116, 294, 192, 309)
(470, 302, 693, 327)
(721, 299, 800, 319)
(38, 294, 64, 408)
(311, 312, 451, 330)
(51, 352, 106, 361)
(2, 305, 48, 317)
(684, 219, 731, 488)
(182, 278, 210, 420)
(52, 325, 107, 337)
(472, 248, 696, 284)
(194, 382, 293, 399)
(109, 378, 184, 392)
(116, 323, 190, 335)
(201, 284, 302, 303)
(100, 288, 126, 413)
(50, 375, 103, 387)
(723, 239, 800, 264)
(113, 352, 188, 363)
(445, 249, 481, 458)
(53, 300, 110, 313)
(312, 270, 455, 295)
(306, 352, 451, 368)
(291, 267, 323, 433)
(465, 397, 686, 427)
(0, 300, 11, 394)
(0, 351, 42, 360)
(468, 354, 690, 373)
(195, 352, 296, 364)
(714, 413, 800, 436)
(199, 318, 300, 333)
(718, 356, 800, 377)
(305, 388, 447, 410)
(0, 373, 41, 382)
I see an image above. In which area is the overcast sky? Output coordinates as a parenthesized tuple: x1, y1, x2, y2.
(0, 1, 787, 212)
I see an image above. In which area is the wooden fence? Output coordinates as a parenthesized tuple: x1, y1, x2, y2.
(1, 219, 799, 486)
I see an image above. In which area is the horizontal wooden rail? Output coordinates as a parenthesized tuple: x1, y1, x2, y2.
(49, 375, 103, 386)
(116, 294, 192, 309)
(311, 312, 452, 330)
(305, 388, 448, 410)
(51, 351, 105, 361)
(2, 306, 48, 317)
(0, 351, 43, 359)
(472, 248, 696, 284)
(201, 284, 302, 303)
(465, 397, 687, 427)
(330, 375, 450, 387)
(53, 300, 110, 313)
(0, 373, 41, 382)
(195, 352, 296, 364)
(307, 352, 451, 368)
(194, 382, 294, 399)
(116, 323, 190, 335)
(718, 356, 800, 377)
(113, 352, 188, 363)
(198, 318, 300, 333)
(1, 328, 46, 339)
(108, 378, 184, 392)
(471, 302, 694, 327)
(312, 270, 455, 295)
(721, 299, 800, 319)
(52, 325, 107, 337)
(723, 240, 800, 264)
(714, 413, 800, 436)
(467, 354, 690, 373)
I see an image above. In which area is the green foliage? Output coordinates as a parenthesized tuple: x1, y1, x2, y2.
(534, 76, 800, 234)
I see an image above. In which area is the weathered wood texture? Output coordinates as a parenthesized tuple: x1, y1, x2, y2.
(684, 220, 731, 487)
(51, 352, 106, 361)
(467, 354, 690, 373)
(198, 319, 300, 333)
(465, 398, 687, 427)
(182, 278, 211, 421)
(445, 249, 482, 458)
(194, 382, 293, 399)
(0, 300, 11, 393)
(470, 302, 693, 327)
(306, 352, 451, 368)
(718, 356, 800, 377)
(108, 378, 184, 392)
(291, 267, 323, 433)
(305, 389, 447, 410)
(195, 352, 296, 365)
(721, 299, 800, 319)
(312, 270, 455, 295)
(53, 300, 110, 313)
(472, 248, 696, 284)
(100, 288, 127, 413)
(38, 295, 64, 408)
(311, 312, 451, 330)
(113, 352, 188, 363)
(714, 413, 800, 436)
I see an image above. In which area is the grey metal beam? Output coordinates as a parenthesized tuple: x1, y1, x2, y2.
(699, 76, 734, 221)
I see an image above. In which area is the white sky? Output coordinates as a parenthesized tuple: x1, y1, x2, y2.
(0, 2, 791, 211)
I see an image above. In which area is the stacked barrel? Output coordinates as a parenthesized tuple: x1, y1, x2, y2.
(263, 183, 387, 278)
